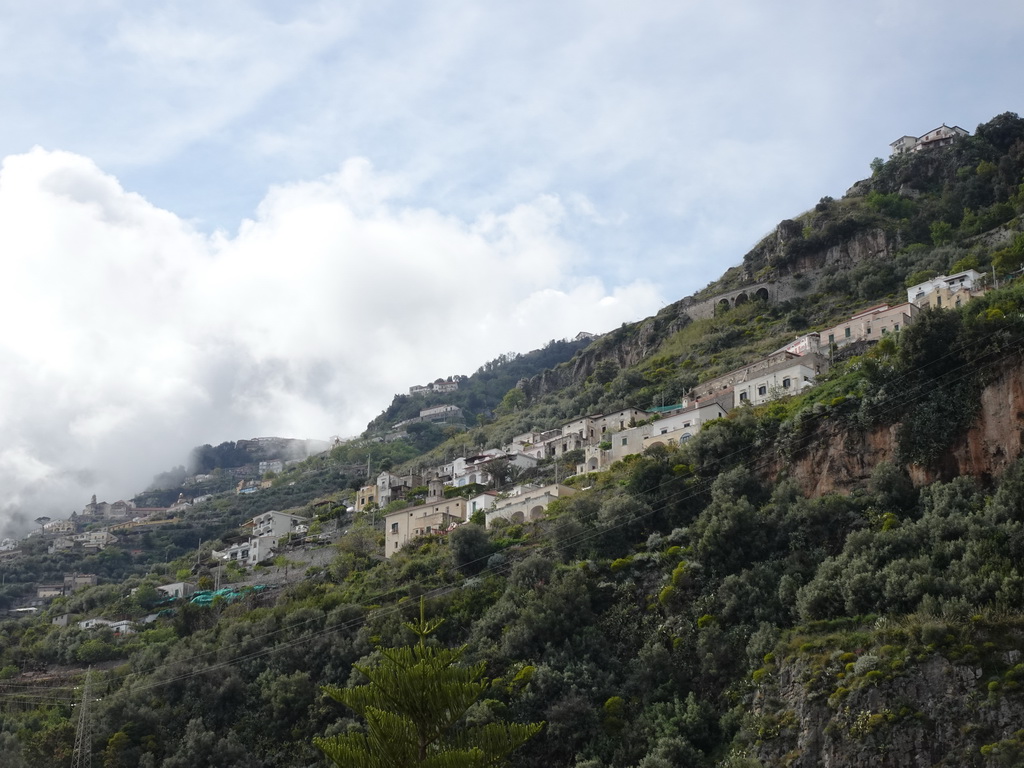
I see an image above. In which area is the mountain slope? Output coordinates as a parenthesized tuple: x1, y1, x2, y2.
(1, 112, 1023, 768)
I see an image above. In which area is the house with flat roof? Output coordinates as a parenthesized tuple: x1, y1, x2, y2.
(251, 510, 308, 538)
(384, 497, 467, 558)
(734, 358, 822, 407)
(906, 269, 985, 309)
(890, 124, 969, 156)
(821, 303, 919, 349)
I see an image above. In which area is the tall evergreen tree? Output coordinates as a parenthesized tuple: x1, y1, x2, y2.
(315, 601, 542, 767)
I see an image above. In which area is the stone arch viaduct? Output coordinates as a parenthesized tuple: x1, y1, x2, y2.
(685, 282, 781, 321)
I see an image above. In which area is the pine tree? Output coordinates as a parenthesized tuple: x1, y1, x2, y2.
(315, 602, 542, 768)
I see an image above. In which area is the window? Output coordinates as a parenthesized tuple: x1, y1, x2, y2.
(621, 437, 628, 446)
(881, 327, 888, 334)
(782, 378, 791, 389)
(936, 296, 942, 307)
(757, 385, 767, 396)
(845, 327, 851, 338)
(866, 326, 871, 334)
(739, 391, 748, 402)
(894, 323, 900, 331)
(828, 333, 835, 344)
(391, 522, 398, 534)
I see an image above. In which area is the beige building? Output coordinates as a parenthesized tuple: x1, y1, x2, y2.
(354, 484, 378, 511)
(485, 484, 577, 528)
(43, 519, 76, 534)
(384, 497, 467, 558)
(63, 573, 98, 592)
(48, 531, 118, 554)
(821, 303, 918, 349)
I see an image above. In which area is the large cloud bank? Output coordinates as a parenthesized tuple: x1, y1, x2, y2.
(0, 149, 661, 535)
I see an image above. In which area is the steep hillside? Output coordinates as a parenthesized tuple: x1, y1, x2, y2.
(1, 112, 1023, 768)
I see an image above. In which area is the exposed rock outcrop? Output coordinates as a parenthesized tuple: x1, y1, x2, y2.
(766, 360, 1024, 496)
(750, 630, 1024, 767)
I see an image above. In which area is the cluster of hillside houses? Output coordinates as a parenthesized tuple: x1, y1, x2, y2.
(4, 269, 990, 573)
(19, 493, 201, 557)
(374, 269, 988, 557)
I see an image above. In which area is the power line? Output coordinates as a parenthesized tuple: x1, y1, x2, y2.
(70, 667, 92, 768)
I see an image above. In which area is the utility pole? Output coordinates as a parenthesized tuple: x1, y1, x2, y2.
(71, 667, 92, 768)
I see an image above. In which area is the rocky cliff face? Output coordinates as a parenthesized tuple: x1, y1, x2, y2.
(743, 221, 896, 283)
(517, 306, 692, 401)
(748, 624, 1024, 767)
(518, 222, 899, 404)
(767, 360, 1024, 497)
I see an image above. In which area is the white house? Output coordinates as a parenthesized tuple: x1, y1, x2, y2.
(156, 582, 196, 599)
(466, 491, 499, 517)
(251, 510, 308, 539)
(78, 617, 135, 635)
(375, 471, 423, 506)
(734, 358, 822, 407)
(212, 534, 278, 566)
(906, 269, 985, 309)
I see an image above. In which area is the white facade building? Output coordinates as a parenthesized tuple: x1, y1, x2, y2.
(212, 534, 278, 566)
(734, 360, 820, 407)
(906, 269, 984, 309)
(251, 510, 307, 538)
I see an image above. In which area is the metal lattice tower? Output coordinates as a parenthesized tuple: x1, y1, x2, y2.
(70, 667, 92, 768)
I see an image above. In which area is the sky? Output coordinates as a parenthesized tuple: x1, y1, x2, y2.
(0, 0, 1022, 535)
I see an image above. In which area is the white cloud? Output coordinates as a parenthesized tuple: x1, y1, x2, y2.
(0, 149, 661, 535)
